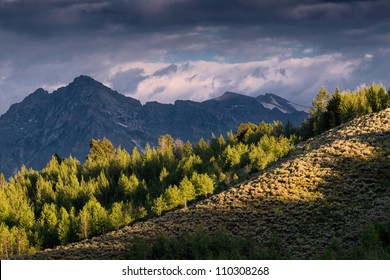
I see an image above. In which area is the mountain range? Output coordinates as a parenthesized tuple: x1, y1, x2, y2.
(0, 75, 308, 178)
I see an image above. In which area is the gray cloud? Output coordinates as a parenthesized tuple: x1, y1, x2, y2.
(0, 0, 389, 114)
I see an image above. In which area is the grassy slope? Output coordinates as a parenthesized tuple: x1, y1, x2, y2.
(19, 109, 390, 259)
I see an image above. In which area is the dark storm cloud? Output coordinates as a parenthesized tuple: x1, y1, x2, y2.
(1, 0, 388, 53)
(0, 0, 389, 114)
(0, 1, 387, 32)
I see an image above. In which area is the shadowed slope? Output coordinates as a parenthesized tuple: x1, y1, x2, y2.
(19, 109, 390, 259)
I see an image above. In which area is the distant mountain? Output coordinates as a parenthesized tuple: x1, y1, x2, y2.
(0, 75, 308, 178)
(256, 93, 311, 113)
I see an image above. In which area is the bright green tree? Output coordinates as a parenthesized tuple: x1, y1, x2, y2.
(78, 198, 109, 239)
(109, 202, 132, 230)
(190, 172, 214, 197)
(117, 173, 139, 201)
(57, 207, 71, 245)
(178, 176, 196, 208)
(151, 196, 167, 216)
(38, 203, 59, 248)
(163, 185, 181, 210)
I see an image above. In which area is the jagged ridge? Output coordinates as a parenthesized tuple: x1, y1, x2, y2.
(0, 76, 307, 178)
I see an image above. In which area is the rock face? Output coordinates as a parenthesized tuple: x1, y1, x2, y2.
(0, 75, 308, 178)
(18, 109, 390, 260)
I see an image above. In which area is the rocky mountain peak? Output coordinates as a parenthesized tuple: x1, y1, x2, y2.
(214, 91, 243, 101)
(18, 88, 47, 101)
(0, 77, 307, 178)
(72, 75, 102, 86)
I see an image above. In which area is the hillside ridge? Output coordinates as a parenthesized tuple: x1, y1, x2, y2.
(19, 108, 390, 259)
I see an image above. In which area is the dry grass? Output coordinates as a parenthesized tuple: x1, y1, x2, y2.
(18, 109, 390, 259)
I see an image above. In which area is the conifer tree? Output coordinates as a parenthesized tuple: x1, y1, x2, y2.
(179, 176, 195, 208)
(190, 172, 214, 197)
(0, 223, 11, 258)
(57, 207, 70, 245)
(311, 86, 330, 135)
(109, 202, 125, 230)
(326, 88, 342, 128)
(163, 185, 181, 210)
(38, 203, 59, 248)
(152, 196, 167, 216)
(10, 226, 29, 256)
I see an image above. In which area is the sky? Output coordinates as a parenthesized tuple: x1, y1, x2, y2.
(0, 0, 389, 114)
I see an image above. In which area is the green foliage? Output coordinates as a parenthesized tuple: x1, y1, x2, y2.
(326, 87, 342, 128)
(321, 221, 390, 259)
(0, 173, 5, 189)
(163, 185, 181, 210)
(79, 198, 109, 239)
(84, 138, 115, 177)
(190, 172, 214, 197)
(151, 196, 167, 216)
(179, 176, 196, 208)
(303, 83, 389, 138)
(117, 173, 139, 201)
(0, 114, 296, 257)
(57, 207, 70, 245)
(0, 223, 30, 258)
(37, 203, 59, 248)
(125, 227, 285, 260)
(109, 202, 133, 230)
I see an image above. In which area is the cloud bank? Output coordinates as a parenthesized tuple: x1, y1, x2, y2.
(105, 54, 360, 105)
(0, 0, 389, 113)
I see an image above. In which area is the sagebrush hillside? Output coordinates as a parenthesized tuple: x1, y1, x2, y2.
(19, 109, 390, 259)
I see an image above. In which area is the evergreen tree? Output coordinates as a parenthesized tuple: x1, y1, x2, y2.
(178, 176, 195, 208)
(0, 223, 11, 258)
(130, 147, 142, 176)
(178, 154, 202, 177)
(84, 138, 115, 177)
(158, 135, 175, 153)
(36, 175, 56, 212)
(326, 87, 342, 128)
(190, 172, 214, 197)
(151, 196, 167, 216)
(163, 185, 181, 210)
(79, 198, 108, 239)
(38, 203, 59, 248)
(311, 86, 330, 135)
(195, 138, 211, 162)
(236, 123, 257, 143)
(42, 154, 61, 182)
(117, 173, 139, 201)
(95, 170, 111, 207)
(10, 226, 29, 256)
(57, 207, 71, 245)
(109, 202, 126, 230)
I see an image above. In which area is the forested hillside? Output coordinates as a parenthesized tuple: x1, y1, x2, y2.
(1, 83, 389, 259)
(0, 121, 294, 258)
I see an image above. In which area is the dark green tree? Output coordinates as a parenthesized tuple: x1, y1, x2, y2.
(326, 87, 342, 128)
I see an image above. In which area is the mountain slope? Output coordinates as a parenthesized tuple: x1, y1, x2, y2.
(256, 93, 311, 113)
(20, 109, 390, 259)
(0, 76, 307, 178)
